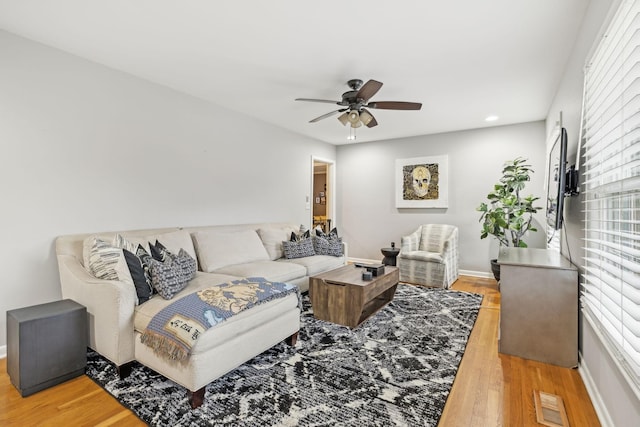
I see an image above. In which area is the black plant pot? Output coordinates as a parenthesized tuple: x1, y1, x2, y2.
(490, 258, 500, 282)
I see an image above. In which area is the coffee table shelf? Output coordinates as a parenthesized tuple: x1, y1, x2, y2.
(309, 265, 399, 328)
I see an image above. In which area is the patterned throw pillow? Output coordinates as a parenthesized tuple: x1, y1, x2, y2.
(289, 229, 310, 242)
(313, 228, 344, 257)
(149, 240, 171, 262)
(86, 234, 137, 280)
(149, 247, 197, 300)
(123, 245, 154, 304)
(173, 248, 197, 278)
(86, 237, 122, 280)
(282, 235, 315, 259)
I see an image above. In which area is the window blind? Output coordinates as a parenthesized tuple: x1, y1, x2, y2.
(582, 0, 640, 395)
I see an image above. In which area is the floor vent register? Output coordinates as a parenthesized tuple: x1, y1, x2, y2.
(533, 390, 570, 427)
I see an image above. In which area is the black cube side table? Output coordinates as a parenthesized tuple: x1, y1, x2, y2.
(7, 299, 87, 397)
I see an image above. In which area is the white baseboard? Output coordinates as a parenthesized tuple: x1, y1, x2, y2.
(347, 257, 379, 265)
(578, 353, 613, 427)
(459, 269, 493, 279)
(0, 345, 6, 359)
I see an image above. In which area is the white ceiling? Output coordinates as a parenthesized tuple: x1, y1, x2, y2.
(0, 0, 589, 145)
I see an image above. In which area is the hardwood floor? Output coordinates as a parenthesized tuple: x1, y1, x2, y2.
(439, 276, 600, 427)
(0, 276, 600, 426)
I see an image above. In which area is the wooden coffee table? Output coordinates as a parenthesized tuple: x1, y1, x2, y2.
(309, 264, 399, 328)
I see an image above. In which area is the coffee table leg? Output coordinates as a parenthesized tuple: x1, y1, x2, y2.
(355, 283, 398, 328)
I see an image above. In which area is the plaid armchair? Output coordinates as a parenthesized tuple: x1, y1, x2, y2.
(398, 224, 459, 289)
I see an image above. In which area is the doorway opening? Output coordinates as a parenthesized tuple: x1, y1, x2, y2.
(311, 157, 335, 233)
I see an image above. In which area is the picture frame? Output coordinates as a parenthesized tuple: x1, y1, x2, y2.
(395, 155, 449, 208)
(315, 197, 320, 204)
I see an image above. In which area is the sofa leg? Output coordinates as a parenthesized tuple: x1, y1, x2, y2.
(188, 387, 206, 409)
(285, 331, 299, 346)
(117, 362, 133, 380)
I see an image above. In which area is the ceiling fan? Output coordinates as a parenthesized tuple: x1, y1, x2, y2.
(295, 79, 422, 128)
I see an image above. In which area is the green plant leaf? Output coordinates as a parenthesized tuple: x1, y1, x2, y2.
(477, 157, 540, 247)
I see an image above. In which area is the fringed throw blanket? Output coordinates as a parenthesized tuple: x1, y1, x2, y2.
(140, 277, 300, 362)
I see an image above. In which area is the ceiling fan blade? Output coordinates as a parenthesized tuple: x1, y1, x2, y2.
(367, 101, 422, 110)
(309, 109, 346, 123)
(295, 98, 341, 105)
(361, 108, 378, 128)
(356, 79, 383, 102)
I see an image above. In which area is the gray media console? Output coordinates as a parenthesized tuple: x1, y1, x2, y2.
(497, 247, 578, 368)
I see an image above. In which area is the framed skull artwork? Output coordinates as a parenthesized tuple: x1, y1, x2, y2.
(395, 155, 448, 208)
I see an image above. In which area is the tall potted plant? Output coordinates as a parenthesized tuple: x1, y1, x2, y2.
(477, 157, 542, 280)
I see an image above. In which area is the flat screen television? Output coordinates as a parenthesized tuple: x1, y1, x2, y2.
(546, 127, 568, 230)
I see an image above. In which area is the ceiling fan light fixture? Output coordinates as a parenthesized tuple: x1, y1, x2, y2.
(359, 110, 373, 126)
(347, 110, 361, 128)
(337, 112, 349, 126)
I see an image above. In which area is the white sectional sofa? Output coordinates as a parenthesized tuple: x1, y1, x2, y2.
(55, 222, 346, 407)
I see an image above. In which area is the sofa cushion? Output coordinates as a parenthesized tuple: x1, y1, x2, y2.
(213, 260, 306, 284)
(257, 227, 294, 260)
(398, 250, 443, 263)
(192, 229, 270, 272)
(418, 224, 453, 253)
(277, 254, 346, 277)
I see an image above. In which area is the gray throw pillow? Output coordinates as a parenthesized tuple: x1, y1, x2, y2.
(313, 228, 344, 257)
(149, 248, 197, 299)
(290, 229, 310, 242)
(282, 237, 315, 259)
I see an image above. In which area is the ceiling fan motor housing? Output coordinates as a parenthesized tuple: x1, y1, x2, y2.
(341, 91, 363, 107)
(347, 79, 364, 90)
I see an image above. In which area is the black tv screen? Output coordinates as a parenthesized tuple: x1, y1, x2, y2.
(546, 127, 568, 230)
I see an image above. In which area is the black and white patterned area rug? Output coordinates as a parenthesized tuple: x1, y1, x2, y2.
(85, 284, 483, 426)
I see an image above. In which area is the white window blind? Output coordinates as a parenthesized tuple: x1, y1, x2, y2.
(582, 0, 640, 395)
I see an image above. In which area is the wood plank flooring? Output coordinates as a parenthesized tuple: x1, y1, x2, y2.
(439, 276, 600, 427)
(0, 275, 600, 426)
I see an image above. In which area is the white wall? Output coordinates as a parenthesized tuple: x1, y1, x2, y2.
(336, 121, 547, 273)
(0, 30, 336, 349)
(545, 0, 640, 425)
